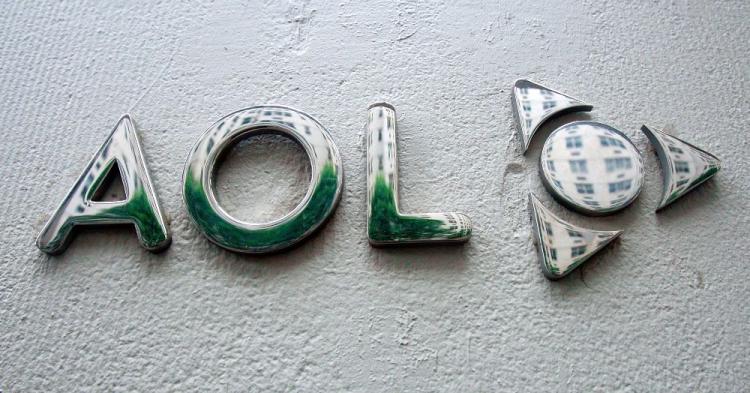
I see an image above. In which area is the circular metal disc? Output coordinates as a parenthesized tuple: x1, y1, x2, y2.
(539, 121, 644, 216)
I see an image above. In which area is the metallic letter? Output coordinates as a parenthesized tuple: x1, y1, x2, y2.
(366, 103, 472, 245)
(36, 115, 171, 254)
(182, 106, 343, 253)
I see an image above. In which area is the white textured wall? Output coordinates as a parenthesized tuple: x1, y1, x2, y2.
(1, 1, 748, 391)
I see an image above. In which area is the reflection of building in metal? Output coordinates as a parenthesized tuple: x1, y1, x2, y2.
(182, 105, 344, 254)
(540, 121, 644, 215)
(365, 103, 472, 245)
(36, 115, 171, 254)
(641, 125, 721, 210)
(511, 79, 592, 153)
(528, 194, 622, 280)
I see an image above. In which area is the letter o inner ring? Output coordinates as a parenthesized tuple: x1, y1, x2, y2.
(182, 106, 344, 253)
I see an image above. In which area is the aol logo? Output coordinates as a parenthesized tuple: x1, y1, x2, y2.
(36, 80, 721, 281)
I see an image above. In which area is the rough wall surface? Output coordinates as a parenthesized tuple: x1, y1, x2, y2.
(1, 1, 748, 391)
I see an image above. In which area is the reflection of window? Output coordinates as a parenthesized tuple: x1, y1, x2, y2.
(569, 159, 587, 173)
(583, 200, 600, 206)
(599, 136, 625, 148)
(553, 179, 563, 188)
(608, 179, 632, 193)
(566, 136, 582, 149)
(605, 157, 632, 172)
(525, 119, 532, 128)
(547, 160, 556, 172)
(575, 183, 594, 194)
(545, 222, 553, 236)
(675, 161, 690, 173)
(568, 230, 582, 238)
(571, 245, 586, 257)
(668, 145, 683, 154)
(550, 248, 557, 260)
(605, 158, 615, 172)
(542, 100, 556, 110)
(522, 101, 531, 112)
(676, 179, 689, 187)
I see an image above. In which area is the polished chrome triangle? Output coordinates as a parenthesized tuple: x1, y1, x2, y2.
(511, 79, 593, 153)
(528, 193, 622, 280)
(640, 125, 721, 211)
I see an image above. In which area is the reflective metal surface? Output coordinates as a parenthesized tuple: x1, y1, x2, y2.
(36, 114, 171, 254)
(528, 193, 622, 280)
(641, 125, 721, 211)
(539, 121, 644, 216)
(182, 105, 343, 254)
(511, 79, 593, 153)
(366, 103, 472, 245)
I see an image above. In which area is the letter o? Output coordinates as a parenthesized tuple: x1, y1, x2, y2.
(182, 106, 344, 253)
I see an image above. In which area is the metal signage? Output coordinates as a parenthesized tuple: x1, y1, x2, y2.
(182, 105, 344, 254)
(366, 103, 472, 246)
(36, 79, 722, 280)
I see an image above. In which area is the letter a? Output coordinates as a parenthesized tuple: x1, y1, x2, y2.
(36, 114, 170, 254)
(366, 103, 472, 245)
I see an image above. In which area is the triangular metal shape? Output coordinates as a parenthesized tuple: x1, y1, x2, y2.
(641, 125, 721, 211)
(528, 193, 622, 280)
(511, 79, 593, 153)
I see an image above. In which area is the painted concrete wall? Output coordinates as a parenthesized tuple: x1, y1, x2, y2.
(1, 1, 748, 391)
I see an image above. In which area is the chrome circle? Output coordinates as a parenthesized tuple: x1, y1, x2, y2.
(182, 105, 344, 253)
(539, 121, 644, 216)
